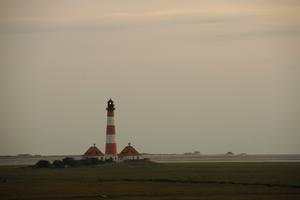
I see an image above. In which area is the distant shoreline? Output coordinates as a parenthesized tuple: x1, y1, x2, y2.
(1, 154, 300, 166)
(1, 153, 300, 157)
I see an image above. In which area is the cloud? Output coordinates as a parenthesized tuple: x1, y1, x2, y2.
(0, 1, 300, 37)
(0, 0, 299, 35)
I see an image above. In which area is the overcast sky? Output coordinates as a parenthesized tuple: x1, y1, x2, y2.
(0, 0, 299, 155)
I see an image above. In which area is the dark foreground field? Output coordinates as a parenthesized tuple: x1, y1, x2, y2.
(0, 162, 300, 200)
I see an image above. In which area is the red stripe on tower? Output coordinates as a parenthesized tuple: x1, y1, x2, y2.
(105, 99, 117, 160)
(106, 126, 115, 134)
(107, 111, 114, 117)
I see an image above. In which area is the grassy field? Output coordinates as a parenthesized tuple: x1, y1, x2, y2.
(0, 162, 300, 200)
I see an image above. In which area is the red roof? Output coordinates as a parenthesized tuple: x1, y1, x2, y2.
(119, 143, 139, 157)
(83, 145, 104, 157)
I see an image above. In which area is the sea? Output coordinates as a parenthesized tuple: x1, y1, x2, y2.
(0, 154, 300, 166)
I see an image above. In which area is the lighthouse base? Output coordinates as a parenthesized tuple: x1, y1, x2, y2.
(105, 154, 118, 161)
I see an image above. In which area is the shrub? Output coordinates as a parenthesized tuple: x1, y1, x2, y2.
(79, 158, 91, 165)
(35, 160, 51, 168)
(90, 158, 100, 164)
(52, 160, 64, 168)
(62, 157, 77, 167)
(226, 152, 234, 156)
(79, 158, 104, 166)
(105, 157, 114, 163)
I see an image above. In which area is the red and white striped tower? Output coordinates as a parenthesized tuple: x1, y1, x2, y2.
(105, 99, 117, 160)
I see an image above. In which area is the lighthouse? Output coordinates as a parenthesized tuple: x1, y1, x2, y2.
(105, 99, 117, 160)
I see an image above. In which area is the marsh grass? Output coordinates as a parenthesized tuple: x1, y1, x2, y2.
(0, 162, 300, 199)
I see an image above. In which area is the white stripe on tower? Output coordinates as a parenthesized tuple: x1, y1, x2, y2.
(106, 134, 116, 144)
(107, 116, 114, 126)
